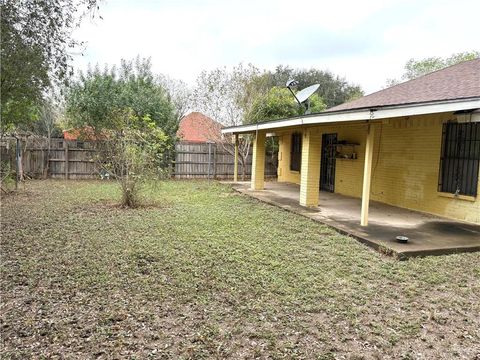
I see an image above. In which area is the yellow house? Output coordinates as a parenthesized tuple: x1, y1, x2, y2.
(223, 59, 480, 228)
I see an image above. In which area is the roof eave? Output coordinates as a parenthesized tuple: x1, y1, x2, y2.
(221, 97, 480, 134)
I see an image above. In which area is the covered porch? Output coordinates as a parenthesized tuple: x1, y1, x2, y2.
(230, 181, 480, 258)
(231, 121, 394, 228)
(223, 64, 480, 258)
(227, 112, 479, 225)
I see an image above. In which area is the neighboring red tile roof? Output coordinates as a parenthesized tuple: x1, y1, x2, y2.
(177, 112, 222, 142)
(63, 126, 106, 140)
(325, 58, 480, 112)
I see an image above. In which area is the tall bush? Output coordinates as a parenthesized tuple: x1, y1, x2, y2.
(96, 109, 170, 207)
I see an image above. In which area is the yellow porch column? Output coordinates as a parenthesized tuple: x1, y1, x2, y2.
(233, 134, 239, 182)
(299, 129, 321, 207)
(361, 123, 375, 226)
(251, 131, 266, 190)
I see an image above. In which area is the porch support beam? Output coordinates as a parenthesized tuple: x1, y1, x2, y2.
(233, 134, 239, 182)
(361, 123, 375, 226)
(251, 131, 266, 190)
(300, 129, 321, 207)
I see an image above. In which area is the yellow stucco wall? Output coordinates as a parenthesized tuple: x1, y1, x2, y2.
(276, 113, 480, 224)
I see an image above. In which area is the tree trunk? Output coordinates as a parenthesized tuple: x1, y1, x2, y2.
(240, 156, 247, 181)
(16, 138, 24, 185)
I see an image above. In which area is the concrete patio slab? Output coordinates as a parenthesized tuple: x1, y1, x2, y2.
(226, 181, 480, 259)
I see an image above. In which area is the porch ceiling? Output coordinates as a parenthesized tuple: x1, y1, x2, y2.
(228, 181, 480, 259)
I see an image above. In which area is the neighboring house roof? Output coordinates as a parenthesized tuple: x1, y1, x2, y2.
(325, 58, 480, 112)
(177, 112, 223, 142)
(63, 126, 101, 141)
(222, 59, 480, 134)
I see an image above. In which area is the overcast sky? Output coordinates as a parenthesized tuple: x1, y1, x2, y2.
(72, 0, 479, 94)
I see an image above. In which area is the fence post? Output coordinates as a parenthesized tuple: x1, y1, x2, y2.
(64, 141, 69, 180)
(234, 134, 239, 182)
(207, 141, 214, 181)
(15, 138, 20, 190)
(213, 143, 217, 179)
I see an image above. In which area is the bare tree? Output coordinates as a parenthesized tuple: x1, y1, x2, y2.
(158, 74, 192, 122)
(192, 64, 269, 180)
(37, 97, 62, 178)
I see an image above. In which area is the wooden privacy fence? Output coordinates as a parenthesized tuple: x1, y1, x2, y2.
(174, 141, 277, 179)
(1, 138, 98, 180)
(47, 141, 97, 179)
(1, 138, 278, 181)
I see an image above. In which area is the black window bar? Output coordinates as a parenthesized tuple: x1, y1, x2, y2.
(438, 121, 480, 197)
(290, 133, 302, 172)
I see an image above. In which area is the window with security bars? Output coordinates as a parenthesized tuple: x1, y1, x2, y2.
(438, 122, 480, 196)
(290, 133, 302, 172)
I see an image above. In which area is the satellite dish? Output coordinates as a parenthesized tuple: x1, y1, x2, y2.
(295, 84, 320, 104)
(286, 80, 320, 115)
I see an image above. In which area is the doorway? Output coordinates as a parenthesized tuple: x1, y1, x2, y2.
(320, 133, 337, 192)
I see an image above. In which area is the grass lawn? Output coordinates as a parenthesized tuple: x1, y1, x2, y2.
(1, 180, 479, 359)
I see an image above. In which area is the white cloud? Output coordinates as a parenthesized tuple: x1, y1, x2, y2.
(72, 0, 480, 93)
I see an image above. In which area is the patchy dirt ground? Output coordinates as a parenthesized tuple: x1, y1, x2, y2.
(1, 180, 479, 359)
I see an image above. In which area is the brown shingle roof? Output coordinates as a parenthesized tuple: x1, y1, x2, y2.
(325, 58, 480, 112)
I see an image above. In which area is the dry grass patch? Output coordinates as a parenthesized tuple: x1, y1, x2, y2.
(1, 180, 479, 359)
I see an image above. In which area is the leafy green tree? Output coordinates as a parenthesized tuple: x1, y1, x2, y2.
(66, 57, 178, 139)
(96, 109, 170, 207)
(246, 87, 326, 172)
(265, 66, 363, 108)
(386, 51, 479, 87)
(117, 58, 178, 137)
(66, 57, 178, 180)
(246, 87, 326, 124)
(403, 51, 479, 80)
(66, 65, 120, 131)
(0, 0, 99, 131)
(0, 17, 47, 131)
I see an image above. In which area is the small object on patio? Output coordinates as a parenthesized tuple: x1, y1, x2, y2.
(396, 235, 409, 243)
